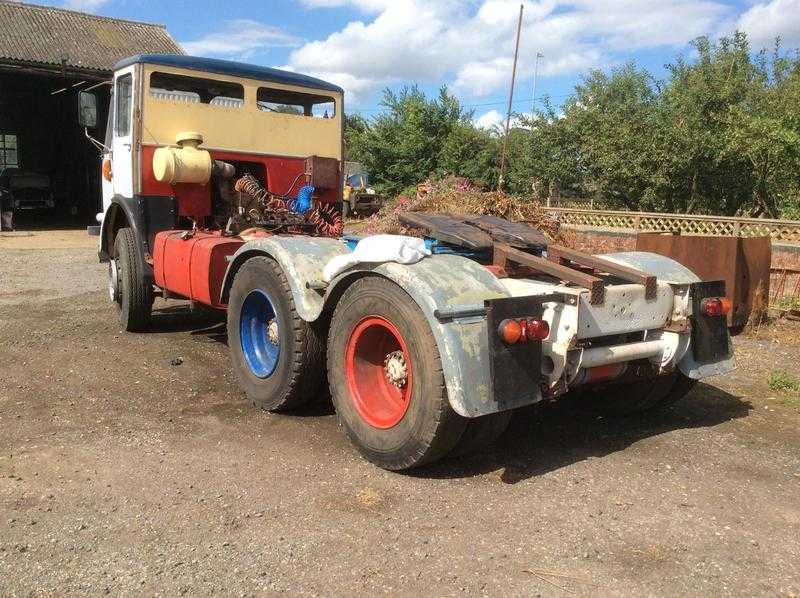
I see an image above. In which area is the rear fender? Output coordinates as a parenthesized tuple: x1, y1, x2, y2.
(325, 254, 514, 417)
(219, 236, 350, 317)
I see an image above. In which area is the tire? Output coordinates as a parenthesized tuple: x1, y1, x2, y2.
(227, 256, 326, 412)
(327, 277, 467, 470)
(450, 411, 512, 457)
(587, 370, 697, 416)
(113, 227, 153, 331)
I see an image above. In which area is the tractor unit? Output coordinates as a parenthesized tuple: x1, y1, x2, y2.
(85, 55, 735, 471)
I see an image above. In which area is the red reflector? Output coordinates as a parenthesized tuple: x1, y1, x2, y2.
(498, 319, 522, 344)
(526, 318, 550, 341)
(701, 297, 731, 317)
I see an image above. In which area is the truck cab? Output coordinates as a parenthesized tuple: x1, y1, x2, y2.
(92, 54, 343, 290)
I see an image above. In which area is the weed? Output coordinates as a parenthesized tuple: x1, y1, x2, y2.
(768, 369, 800, 393)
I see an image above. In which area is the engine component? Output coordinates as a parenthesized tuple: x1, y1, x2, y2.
(295, 185, 314, 214)
(153, 132, 235, 185)
(308, 203, 343, 237)
(234, 174, 291, 214)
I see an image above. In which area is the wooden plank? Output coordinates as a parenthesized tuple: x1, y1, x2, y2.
(547, 244, 657, 300)
(464, 214, 548, 251)
(398, 212, 493, 250)
(494, 243, 606, 304)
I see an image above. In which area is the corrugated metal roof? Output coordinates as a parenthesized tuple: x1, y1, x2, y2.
(0, 0, 183, 73)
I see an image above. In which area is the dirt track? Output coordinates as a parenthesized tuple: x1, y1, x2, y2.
(1, 231, 800, 596)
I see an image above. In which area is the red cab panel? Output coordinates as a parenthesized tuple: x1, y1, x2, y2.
(153, 231, 244, 309)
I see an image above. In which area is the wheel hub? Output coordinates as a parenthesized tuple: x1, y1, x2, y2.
(384, 350, 408, 388)
(345, 316, 414, 429)
(108, 258, 120, 304)
(267, 318, 279, 345)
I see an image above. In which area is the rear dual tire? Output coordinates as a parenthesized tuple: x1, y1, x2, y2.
(227, 266, 510, 470)
(327, 277, 468, 470)
(327, 277, 511, 470)
(227, 256, 326, 412)
(587, 370, 696, 416)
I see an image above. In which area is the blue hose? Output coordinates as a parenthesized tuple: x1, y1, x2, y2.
(294, 185, 314, 214)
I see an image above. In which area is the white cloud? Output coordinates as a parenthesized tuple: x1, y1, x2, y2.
(181, 19, 302, 60)
(287, 0, 736, 104)
(475, 109, 505, 130)
(474, 108, 526, 131)
(63, 0, 108, 11)
(737, 0, 800, 48)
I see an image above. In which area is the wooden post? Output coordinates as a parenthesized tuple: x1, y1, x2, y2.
(498, 4, 524, 191)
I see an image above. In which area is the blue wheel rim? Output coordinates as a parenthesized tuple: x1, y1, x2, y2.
(239, 289, 280, 378)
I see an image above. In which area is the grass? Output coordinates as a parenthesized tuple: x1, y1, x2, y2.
(775, 295, 800, 312)
(768, 369, 800, 393)
(768, 369, 800, 410)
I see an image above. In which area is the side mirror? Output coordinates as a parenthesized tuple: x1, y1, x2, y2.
(78, 91, 98, 128)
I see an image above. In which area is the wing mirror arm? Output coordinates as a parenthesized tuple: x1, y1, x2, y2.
(84, 128, 110, 155)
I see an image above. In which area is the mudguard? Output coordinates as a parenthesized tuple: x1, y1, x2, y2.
(602, 251, 736, 379)
(220, 236, 350, 318)
(220, 237, 516, 417)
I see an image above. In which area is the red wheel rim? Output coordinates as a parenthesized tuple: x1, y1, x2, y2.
(345, 316, 413, 429)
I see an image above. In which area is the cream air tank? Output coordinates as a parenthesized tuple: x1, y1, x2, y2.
(152, 132, 234, 184)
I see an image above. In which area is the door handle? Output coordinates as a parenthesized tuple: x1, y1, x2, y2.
(122, 143, 132, 149)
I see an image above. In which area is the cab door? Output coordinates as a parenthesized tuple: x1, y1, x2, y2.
(110, 65, 136, 199)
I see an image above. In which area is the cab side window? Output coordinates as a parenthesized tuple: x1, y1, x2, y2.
(115, 74, 133, 137)
(149, 72, 244, 107)
(257, 88, 336, 118)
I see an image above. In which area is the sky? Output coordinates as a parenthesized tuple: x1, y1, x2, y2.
(35, 0, 800, 127)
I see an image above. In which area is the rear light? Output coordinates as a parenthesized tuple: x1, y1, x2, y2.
(701, 297, 732, 317)
(526, 319, 550, 341)
(498, 319, 522, 344)
(498, 318, 549, 344)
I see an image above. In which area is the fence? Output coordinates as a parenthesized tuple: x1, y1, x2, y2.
(547, 207, 800, 243)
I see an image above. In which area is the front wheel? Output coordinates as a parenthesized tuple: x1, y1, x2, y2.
(113, 227, 152, 331)
(327, 277, 466, 471)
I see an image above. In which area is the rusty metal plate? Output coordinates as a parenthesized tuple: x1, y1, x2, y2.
(305, 155, 339, 190)
(635, 233, 771, 328)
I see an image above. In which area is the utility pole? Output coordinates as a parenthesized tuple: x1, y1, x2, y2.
(498, 3, 523, 191)
(531, 51, 543, 121)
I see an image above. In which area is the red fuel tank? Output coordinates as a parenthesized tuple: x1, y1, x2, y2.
(153, 231, 244, 309)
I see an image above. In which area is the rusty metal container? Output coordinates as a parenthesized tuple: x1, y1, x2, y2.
(635, 233, 771, 330)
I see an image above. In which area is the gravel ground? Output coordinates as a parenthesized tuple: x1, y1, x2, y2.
(1, 231, 799, 597)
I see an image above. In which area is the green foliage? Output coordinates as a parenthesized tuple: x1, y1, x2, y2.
(350, 85, 484, 196)
(344, 32, 800, 218)
(768, 369, 800, 392)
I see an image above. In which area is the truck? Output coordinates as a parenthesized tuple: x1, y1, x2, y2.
(342, 161, 382, 217)
(83, 54, 735, 471)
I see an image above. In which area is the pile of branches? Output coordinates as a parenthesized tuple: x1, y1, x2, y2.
(364, 175, 573, 247)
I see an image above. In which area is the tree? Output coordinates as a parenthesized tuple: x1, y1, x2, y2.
(724, 42, 800, 217)
(345, 86, 480, 195)
(438, 123, 499, 188)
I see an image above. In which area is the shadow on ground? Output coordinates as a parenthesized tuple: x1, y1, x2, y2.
(149, 304, 227, 340)
(418, 384, 751, 484)
(147, 306, 752, 483)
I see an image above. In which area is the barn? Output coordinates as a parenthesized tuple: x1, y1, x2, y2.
(0, 0, 182, 228)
